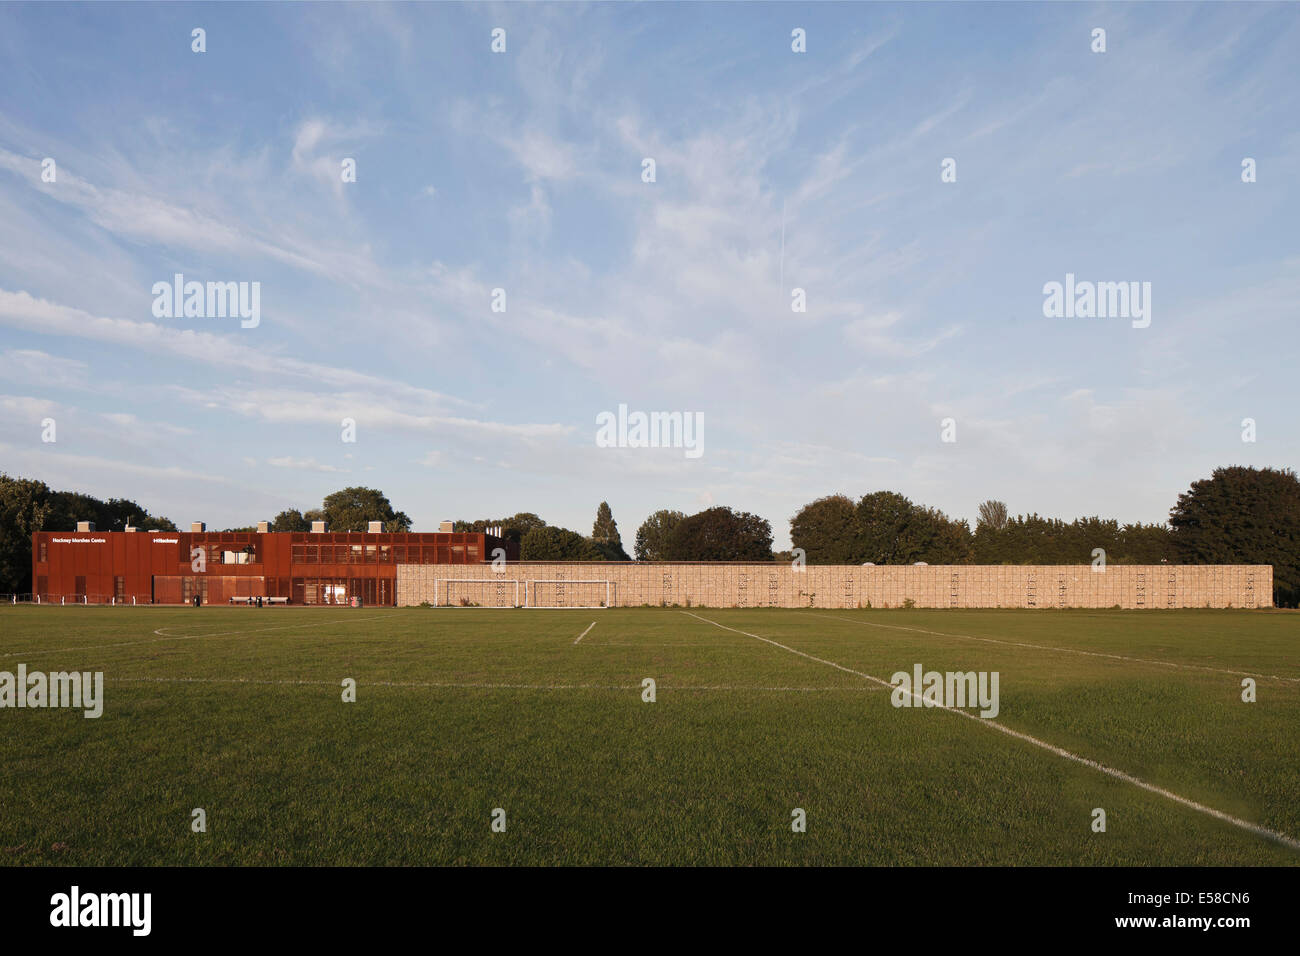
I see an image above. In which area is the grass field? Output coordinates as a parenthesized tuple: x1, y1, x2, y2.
(1, 606, 1297, 866)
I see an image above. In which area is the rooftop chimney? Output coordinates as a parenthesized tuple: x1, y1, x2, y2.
(191, 522, 206, 533)
(311, 520, 327, 534)
(439, 520, 454, 533)
(257, 520, 269, 533)
(76, 521, 95, 533)
(368, 520, 383, 533)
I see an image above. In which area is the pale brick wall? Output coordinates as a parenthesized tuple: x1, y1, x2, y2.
(396, 563, 1272, 609)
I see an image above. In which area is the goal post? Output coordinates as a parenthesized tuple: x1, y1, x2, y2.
(525, 580, 613, 609)
(434, 579, 521, 608)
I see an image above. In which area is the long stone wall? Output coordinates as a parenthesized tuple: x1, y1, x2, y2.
(397, 563, 1273, 609)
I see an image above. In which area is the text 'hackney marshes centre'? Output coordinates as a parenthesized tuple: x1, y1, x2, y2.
(30, 522, 1271, 609)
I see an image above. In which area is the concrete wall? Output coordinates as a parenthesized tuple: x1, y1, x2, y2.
(397, 563, 1273, 609)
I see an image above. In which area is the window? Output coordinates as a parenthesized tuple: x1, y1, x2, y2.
(114, 577, 125, 600)
(38, 541, 47, 562)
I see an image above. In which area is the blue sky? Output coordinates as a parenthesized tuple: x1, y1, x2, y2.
(1, 2, 1297, 548)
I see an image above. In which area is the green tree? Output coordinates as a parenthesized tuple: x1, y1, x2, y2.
(851, 492, 972, 564)
(318, 487, 411, 532)
(976, 499, 1009, 532)
(1117, 522, 1176, 563)
(912, 506, 974, 564)
(520, 526, 604, 561)
(45, 491, 175, 532)
(1169, 465, 1300, 606)
(591, 502, 629, 560)
(855, 491, 922, 564)
(271, 509, 311, 532)
(663, 507, 773, 561)
(790, 494, 861, 564)
(455, 512, 547, 543)
(0, 475, 53, 592)
(634, 510, 685, 561)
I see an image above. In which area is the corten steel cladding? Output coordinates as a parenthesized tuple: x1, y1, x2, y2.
(31, 530, 519, 606)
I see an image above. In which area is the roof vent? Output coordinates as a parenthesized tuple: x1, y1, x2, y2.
(439, 520, 454, 533)
(368, 520, 383, 533)
(125, 525, 138, 533)
(76, 521, 95, 532)
(311, 520, 327, 534)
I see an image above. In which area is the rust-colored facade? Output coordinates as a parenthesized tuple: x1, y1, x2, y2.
(30, 529, 517, 606)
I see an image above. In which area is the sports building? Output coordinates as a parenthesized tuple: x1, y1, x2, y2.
(30, 520, 517, 606)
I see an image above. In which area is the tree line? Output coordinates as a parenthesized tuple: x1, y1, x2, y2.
(783, 466, 1298, 606)
(0, 474, 178, 594)
(2, 466, 1296, 605)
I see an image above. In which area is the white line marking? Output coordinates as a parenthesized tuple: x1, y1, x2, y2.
(683, 611, 1300, 853)
(0, 616, 391, 661)
(582, 641, 752, 647)
(108, 677, 881, 693)
(574, 621, 596, 644)
(811, 612, 1300, 684)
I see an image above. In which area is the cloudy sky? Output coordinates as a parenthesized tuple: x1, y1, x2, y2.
(0, 2, 1296, 547)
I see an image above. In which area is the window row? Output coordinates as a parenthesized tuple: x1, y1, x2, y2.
(289, 544, 478, 564)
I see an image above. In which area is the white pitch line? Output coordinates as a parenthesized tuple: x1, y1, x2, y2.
(108, 676, 882, 693)
(574, 621, 597, 644)
(682, 611, 1300, 853)
(811, 612, 1300, 684)
(0, 616, 391, 661)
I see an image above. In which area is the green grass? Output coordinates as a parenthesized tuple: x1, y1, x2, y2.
(1, 606, 1297, 866)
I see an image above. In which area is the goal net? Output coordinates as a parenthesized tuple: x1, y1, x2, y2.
(526, 580, 613, 608)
